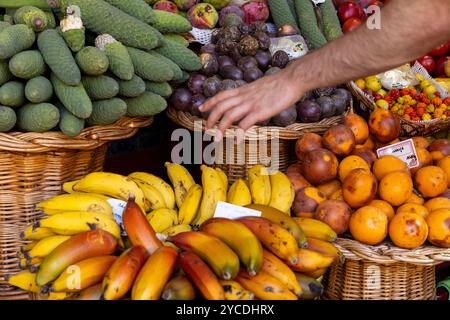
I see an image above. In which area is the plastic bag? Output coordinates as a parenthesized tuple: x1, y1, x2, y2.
(269, 35, 309, 60)
(377, 64, 420, 90)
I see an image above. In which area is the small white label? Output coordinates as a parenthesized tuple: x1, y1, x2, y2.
(107, 198, 127, 236)
(311, 0, 326, 5)
(214, 201, 261, 220)
(376, 139, 419, 169)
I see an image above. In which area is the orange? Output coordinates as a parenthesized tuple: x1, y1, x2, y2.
(338, 156, 370, 182)
(342, 169, 378, 208)
(379, 171, 413, 206)
(437, 156, 450, 187)
(368, 200, 395, 221)
(414, 166, 448, 198)
(426, 208, 450, 248)
(372, 156, 409, 181)
(410, 148, 433, 176)
(412, 137, 429, 150)
(424, 197, 450, 212)
(405, 192, 425, 205)
(349, 206, 388, 245)
(396, 203, 429, 218)
(388, 212, 428, 249)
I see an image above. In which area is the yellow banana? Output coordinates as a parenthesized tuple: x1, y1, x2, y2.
(36, 212, 121, 240)
(165, 162, 196, 208)
(7, 270, 40, 293)
(238, 217, 299, 265)
(193, 165, 227, 226)
(129, 172, 176, 209)
(261, 250, 302, 297)
(248, 165, 271, 205)
(131, 178, 167, 211)
(37, 193, 113, 216)
(227, 179, 252, 207)
(161, 224, 192, 237)
(40, 292, 71, 300)
(293, 217, 338, 242)
(63, 180, 79, 194)
(22, 241, 37, 252)
(19, 257, 43, 270)
(73, 172, 146, 211)
(295, 273, 324, 300)
(235, 270, 297, 300)
(21, 225, 55, 240)
(170, 231, 240, 280)
(48, 255, 117, 293)
(162, 275, 196, 300)
(178, 184, 202, 225)
(146, 208, 178, 233)
(220, 280, 255, 300)
(25, 235, 71, 259)
(200, 218, 263, 276)
(215, 167, 228, 190)
(287, 249, 334, 273)
(269, 171, 295, 214)
(132, 247, 178, 300)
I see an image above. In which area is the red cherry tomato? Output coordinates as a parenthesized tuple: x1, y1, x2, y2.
(338, 2, 363, 22)
(429, 43, 450, 58)
(433, 56, 450, 77)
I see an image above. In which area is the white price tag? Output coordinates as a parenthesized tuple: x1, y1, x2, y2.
(376, 139, 419, 169)
(214, 201, 261, 220)
(311, 0, 326, 5)
(107, 198, 127, 236)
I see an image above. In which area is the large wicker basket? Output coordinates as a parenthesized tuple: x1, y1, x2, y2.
(323, 238, 450, 300)
(167, 103, 351, 182)
(0, 116, 153, 300)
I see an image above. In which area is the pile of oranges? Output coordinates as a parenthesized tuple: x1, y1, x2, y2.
(289, 109, 450, 250)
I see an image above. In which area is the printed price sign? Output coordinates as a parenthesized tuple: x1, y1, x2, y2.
(214, 201, 261, 219)
(376, 139, 419, 169)
(107, 198, 127, 236)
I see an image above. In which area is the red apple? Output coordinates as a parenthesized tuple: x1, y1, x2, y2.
(430, 43, 450, 58)
(338, 2, 362, 22)
(434, 56, 450, 77)
(416, 55, 436, 74)
(343, 17, 364, 33)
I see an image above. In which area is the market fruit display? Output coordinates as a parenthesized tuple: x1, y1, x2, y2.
(0, 1, 201, 135)
(9, 163, 337, 300)
(287, 112, 450, 249)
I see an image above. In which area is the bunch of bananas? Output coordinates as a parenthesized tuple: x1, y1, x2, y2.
(9, 163, 339, 300)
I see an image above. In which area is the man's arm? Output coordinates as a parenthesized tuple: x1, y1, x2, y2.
(200, 0, 450, 133)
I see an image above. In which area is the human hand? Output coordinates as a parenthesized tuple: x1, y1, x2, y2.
(199, 68, 305, 135)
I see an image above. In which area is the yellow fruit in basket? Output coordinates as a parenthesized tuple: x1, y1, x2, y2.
(227, 179, 252, 207)
(368, 200, 395, 221)
(269, 171, 295, 214)
(423, 85, 437, 96)
(424, 197, 450, 212)
(178, 184, 202, 225)
(379, 171, 413, 206)
(146, 208, 178, 233)
(248, 165, 271, 206)
(425, 209, 450, 248)
(437, 156, 450, 187)
(420, 80, 433, 89)
(405, 192, 425, 205)
(388, 212, 428, 249)
(37, 193, 113, 216)
(349, 206, 388, 245)
(342, 168, 378, 209)
(372, 155, 409, 181)
(397, 203, 429, 218)
(338, 155, 370, 182)
(414, 166, 448, 198)
(355, 79, 365, 90)
(165, 162, 196, 209)
(7, 270, 40, 293)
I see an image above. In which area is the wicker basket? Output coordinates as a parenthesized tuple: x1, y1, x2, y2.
(323, 238, 450, 300)
(0, 116, 153, 300)
(167, 103, 351, 182)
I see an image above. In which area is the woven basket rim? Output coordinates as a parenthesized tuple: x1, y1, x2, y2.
(167, 99, 353, 141)
(334, 237, 450, 266)
(0, 116, 153, 153)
